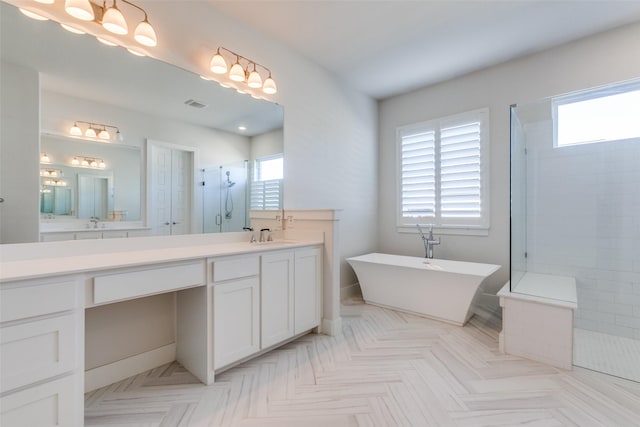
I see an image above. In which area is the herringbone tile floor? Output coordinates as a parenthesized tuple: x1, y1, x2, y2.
(85, 299, 640, 426)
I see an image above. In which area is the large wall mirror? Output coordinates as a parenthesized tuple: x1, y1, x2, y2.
(1, 2, 284, 237)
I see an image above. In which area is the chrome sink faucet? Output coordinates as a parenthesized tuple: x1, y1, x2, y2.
(259, 228, 272, 243)
(243, 226, 256, 243)
(416, 224, 441, 259)
(89, 216, 100, 229)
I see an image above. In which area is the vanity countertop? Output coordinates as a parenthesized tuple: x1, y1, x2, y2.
(0, 235, 323, 283)
(40, 227, 152, 233)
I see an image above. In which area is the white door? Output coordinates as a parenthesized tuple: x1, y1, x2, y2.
(149, 143, 192, 235)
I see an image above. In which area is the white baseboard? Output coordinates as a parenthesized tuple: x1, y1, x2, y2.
(340, 282, 362, 301)
(321, 317, 343, 337)
(85, 343, 176, 392)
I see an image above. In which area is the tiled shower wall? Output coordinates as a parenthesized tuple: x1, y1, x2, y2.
(524, 120, 640, 340)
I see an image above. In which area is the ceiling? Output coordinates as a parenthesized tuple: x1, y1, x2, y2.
(210, 0, 640, 100)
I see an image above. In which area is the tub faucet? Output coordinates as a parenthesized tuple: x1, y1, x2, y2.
(416, 224, 441, 259)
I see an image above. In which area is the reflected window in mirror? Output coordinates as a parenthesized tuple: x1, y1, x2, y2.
(250, 154, 283, 210)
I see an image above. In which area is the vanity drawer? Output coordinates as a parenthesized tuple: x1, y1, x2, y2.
(1, 313, 77, 393)
(93, 261, 205, 304)
(1, 280, 77, 323)
(212, 255, 259, 282)
(1, 374, 78, 427)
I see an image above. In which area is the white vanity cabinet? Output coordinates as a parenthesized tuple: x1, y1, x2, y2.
(212, 255, 261, 370)
(294, 246, 323, 334)
(261, 250, 295, 348)
(40, 228, 151, 242)
(0, 276, 83, 426)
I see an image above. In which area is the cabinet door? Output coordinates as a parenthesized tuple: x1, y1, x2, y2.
(294, 247, 323, 334)
(213, 277, 259, 369)
(261, 251, 294, 348)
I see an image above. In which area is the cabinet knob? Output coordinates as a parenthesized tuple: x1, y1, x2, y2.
(164, 222, 170, 226)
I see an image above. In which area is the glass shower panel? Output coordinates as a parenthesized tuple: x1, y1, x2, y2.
(509, 104, 527, 291)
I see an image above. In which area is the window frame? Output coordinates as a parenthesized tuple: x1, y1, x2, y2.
(396, 108, 490, 236)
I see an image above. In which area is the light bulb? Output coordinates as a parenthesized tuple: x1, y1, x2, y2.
(65, 0, 94, 21)
(85, 127, 97, 138)
(262, 76, 277, 94)
(70, 123, 82, 136)
(247, 68, 263, 89)
(102, 3, 128, 35)
(61, 23, 85, 34)
(98, 129, 110, 139)
(19, 9, 48, 20)
(210, 52, 228, 74)
(229, 62, 245, 82)
(134, 19, 157, 47)
(71, 157, 80, 166)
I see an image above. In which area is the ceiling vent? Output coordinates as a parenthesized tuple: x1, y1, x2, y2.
(184, 99, 208, 109)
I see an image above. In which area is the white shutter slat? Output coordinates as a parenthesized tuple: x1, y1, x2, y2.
(400, 130, 435, 219)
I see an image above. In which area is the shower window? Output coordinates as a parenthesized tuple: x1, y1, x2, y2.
(396, 108, 489, 233)
(554, 80, 640, 147)
(250, 154, 283, 210)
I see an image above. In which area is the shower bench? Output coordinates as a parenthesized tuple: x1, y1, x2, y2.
(498, 273, 577, 370)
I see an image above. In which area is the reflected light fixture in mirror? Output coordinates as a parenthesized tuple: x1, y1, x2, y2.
(210, 46, 277, 95)
(69, 121, 124, 142)
(35, 0, 55, 3)
(60, 23, 85, 34)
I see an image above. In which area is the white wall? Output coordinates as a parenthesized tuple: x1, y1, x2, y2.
(378, 22, 640, 314)
(0, 61, 40, 243)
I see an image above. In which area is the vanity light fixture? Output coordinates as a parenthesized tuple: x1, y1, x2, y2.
(40, 169, 64, 178)
(27, 0, 160, 47)
(71, 156, 106, 169)
(96, 36, 118, 47)
(40, 153, 51, 163)
(209, 47, 277, 95)
(43, 178, 68, 186)
(69, 121, 123, 142)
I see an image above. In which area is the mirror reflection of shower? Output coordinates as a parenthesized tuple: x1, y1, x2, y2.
(201, 161, 248, 234)
(225, 170, 235, 219)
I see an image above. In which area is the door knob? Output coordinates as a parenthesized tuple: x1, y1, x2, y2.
(164, 222, 170, 225)
(172, 221, 179, 225)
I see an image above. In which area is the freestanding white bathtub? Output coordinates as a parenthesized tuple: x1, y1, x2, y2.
(347, 253, 500, 326)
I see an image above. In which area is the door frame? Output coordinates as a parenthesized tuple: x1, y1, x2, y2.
(146, 139, 199, 234)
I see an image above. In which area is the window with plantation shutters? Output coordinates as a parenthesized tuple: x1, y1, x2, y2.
(397, 109, 489, 232)
(250, 154, 283, 210)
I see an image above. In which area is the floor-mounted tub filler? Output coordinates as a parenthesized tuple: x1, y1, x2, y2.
(347, 253, 500, 326)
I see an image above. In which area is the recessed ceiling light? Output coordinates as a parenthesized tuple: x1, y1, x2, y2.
(238, 126, 247, 131)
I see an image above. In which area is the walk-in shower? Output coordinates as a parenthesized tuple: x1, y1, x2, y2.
(510, 79, 640, 382)
(202, 161, 248, 233)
